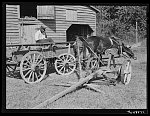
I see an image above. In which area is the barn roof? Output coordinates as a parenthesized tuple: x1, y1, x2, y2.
(87, 5, 100, 13)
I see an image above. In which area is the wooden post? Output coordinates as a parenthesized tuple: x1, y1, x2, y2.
(135, 21, 138, 43)
(77, 38, 82, 79)
(107, 54, 112, 70)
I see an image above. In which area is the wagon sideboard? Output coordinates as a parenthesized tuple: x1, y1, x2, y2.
(6, 4, 100, 45)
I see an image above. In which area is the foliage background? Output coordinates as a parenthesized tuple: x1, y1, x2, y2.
(95, 5, 147, 44)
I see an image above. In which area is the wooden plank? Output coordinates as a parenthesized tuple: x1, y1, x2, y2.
(55, 15, 66, 19)
(77, 16, 96, 20)
(77, 14, 96, 19)
(6, 21, 19, 24)
(6, 34, 19, 37)
(77, 11, 96, 15)
(6, 26, 19, 29)
(6, 4, 19, 8)
(6, 41, 75, 47)
(6, 30, 19, 33)
(6, 11, 18, 15)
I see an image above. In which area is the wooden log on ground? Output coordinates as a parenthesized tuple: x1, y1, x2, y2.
(85, 84, 105, 94)
(32, 69, 104, 109)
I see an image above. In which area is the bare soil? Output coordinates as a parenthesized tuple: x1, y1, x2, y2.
(6, 46, 147, 109)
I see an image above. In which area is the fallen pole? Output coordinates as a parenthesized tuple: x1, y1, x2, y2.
(32, 69, 104, 109)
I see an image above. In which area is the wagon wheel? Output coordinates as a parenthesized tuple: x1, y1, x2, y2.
(55, 53, 76, 75)
(20, 51, 47, 84)
(86, 57, 100, 72)
(121, 60, 132, 85)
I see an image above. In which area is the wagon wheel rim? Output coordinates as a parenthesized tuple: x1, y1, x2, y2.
(55, 53, 76, 75)
(87, 57, 99, 71)
(121, 60, 132, 85)
(123, 61, 132, 85)
(20, 51, 47, 84)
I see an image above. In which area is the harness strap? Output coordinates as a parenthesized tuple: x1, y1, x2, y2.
(120, 44, 122, 55)
(109, 37, 113, 47)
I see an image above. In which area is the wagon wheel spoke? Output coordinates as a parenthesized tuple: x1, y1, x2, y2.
(57, 59, 63, 62)
(32, 72, 35, 82)
(59, 65, 65, 72)
(24, 69, 32, 77)
(92, 60, 96, 67)
(32, 53, 36, 63)
(36, 56, 43, 65)
(25, 57, 32, 65)
(68, 56, 74, 62)
(35, 53, 41, 63)
(56, 61, 64, 65)
(87, 57, 99, 71)
(22, 67, 31, 72)
(57, 64, 64, 68)
(93, 60, 98, 68)
(59, 55, 65, 61)
(27, 71, 33, 82)
(34, 72, 38, 81)
(23, 62, 30, 67)
(63, 66, 66, 74)
(69, 63, 76, 67)
(68, 66, 74, 71)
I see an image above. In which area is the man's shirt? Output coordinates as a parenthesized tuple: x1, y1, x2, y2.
(35, 30, 46, 41)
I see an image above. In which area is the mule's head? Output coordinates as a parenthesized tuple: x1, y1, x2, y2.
(122, 43, 137, 60)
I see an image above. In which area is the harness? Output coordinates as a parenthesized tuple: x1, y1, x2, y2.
(106, 37, 123, 55)
(109, 37, 114, 47)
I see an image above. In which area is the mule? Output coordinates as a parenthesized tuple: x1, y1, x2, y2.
(73, 35, 137, 68)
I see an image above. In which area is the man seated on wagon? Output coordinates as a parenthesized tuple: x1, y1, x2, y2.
(35, 26, 54, 44)
(35, 26, 56, 53)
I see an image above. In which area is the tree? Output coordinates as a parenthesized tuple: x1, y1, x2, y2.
(95, 5, 147, 43)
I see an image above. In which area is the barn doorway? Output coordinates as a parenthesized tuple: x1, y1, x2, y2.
(66, 24, 94, 41)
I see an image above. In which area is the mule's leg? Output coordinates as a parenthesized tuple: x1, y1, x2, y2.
(82, 45, 87, 70)
(72, 44, 78, 59)
(111, 55, 116, 68)
(98, 53, 102, 67)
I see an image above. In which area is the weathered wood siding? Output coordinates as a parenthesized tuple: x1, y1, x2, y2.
(53, 5, 97, 42)
(6, 5, 20, 45)
(19, 19, 57, 44)
(6, 5, 97, 44)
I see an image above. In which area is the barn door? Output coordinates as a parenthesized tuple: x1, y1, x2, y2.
(20, 24, 40, 44)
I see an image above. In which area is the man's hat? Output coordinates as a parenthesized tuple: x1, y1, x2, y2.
(35, 25, 46, 30)
(40, 26, 46, 29)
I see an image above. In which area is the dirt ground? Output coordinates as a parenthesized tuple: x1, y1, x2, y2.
(6, 45, 147, 109)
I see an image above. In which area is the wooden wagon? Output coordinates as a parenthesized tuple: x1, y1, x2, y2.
(6, 41, 77, 84)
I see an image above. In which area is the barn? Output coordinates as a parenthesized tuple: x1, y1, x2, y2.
(6, 3, 100, 45)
